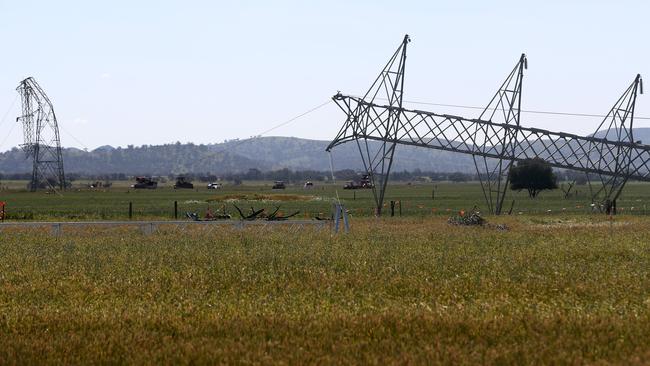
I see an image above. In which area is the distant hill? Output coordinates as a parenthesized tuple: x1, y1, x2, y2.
(0, 138, 477, 176)
(216, 137, 476, 173)
(0, 143, 264, 176)
(2, 128, 649, 176)
(592, 127, 650, 143)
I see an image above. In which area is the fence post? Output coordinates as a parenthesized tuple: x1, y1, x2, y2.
(333, 203, 350, 233)
(51, 223, 62, 237)
(390, 201, 395, 217)
(128, 202, 133, 220)
(174, 201, 178, 219)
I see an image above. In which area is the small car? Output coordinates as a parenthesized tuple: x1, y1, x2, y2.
(207, 182, 222, 189)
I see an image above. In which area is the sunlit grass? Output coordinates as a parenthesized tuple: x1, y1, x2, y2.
(1, 216, 650, 364)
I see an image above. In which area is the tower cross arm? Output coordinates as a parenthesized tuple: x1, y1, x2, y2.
(328, 94, 650, 181)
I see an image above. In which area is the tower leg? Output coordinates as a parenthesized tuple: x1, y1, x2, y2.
(588, 75, 642, 213)
(474, 54, 526, 215)
(328, 35, 410, 216)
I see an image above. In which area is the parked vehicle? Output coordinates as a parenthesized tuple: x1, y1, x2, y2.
(303, 181, 314, 189)
(88, 181, 112, 188)
(207, 182, 222, 189)
(272, 181, 286, 189)
(343, 174, 373, 189)
(173, 176, 194, 189)
(131, 176, 157, 189)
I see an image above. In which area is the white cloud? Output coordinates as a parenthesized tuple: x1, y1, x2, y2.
(100, 73, 111, 79)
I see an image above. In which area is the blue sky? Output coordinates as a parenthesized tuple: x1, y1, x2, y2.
(0, 0, 649, 150)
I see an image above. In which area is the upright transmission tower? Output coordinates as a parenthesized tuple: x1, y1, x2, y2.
(16, 77, 66, 191)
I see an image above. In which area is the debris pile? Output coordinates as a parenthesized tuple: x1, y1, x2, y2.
(185, 210, 231, 221)
(447, 208, 485, 226)
(447, 207, 510, 231)
(233, 205, 300, 221)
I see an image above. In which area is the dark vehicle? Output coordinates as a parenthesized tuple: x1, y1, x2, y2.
(272, 181, 286, 189)
(343, 174, 373, 189)
(131, 176, 157, 189)
(343, 181, 358, 190)
(173, 176, 194, 189)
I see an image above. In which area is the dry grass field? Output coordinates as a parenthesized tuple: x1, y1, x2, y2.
(2, 216, 650, 364)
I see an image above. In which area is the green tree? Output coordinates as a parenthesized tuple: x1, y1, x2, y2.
(508, 158, 558, 198)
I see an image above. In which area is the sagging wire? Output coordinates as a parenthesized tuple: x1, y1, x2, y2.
(0, 95, 19, 150)
(211, 99, 333, 155)
(356, 95, 650, 120)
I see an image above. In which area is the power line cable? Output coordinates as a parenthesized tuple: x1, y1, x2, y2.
(1, 93, 91, 152)
(403, 100, 650, 120)
(403, 99, 650, 120)
(0, 122, 18, 151)
(1, 94, 91, 152)
(0, 95, 20, 151)
(358, 96, 650, 120)
(213, 99, 333, 153)
(256, 99, 332, 137)
(0, 95, 19, 131)
(58, 123, 90, 151)
(6, 99, 332, 154)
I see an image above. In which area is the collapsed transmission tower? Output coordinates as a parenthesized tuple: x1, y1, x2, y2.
(16, 77, 66, 191)
(327, 35, 647, 215)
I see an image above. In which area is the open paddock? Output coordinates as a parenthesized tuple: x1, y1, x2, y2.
(1, 216, 650, 364)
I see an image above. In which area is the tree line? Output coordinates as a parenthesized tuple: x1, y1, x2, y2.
(0, 169, 478, 184)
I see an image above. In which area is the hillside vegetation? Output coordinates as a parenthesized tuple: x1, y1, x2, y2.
(3, 129, 650, 176)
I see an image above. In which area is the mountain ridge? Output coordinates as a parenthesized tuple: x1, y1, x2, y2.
(2, 128, 650, 176)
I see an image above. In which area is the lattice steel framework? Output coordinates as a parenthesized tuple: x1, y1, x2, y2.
(335, 34, 410, 216)
(473, 54, 526, 214)
(16, 77, 66, 191)
(327, 35, 647, 215)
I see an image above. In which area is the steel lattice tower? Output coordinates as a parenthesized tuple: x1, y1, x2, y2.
(16, 77, 66, 191)
(327, 35, 646, 215)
